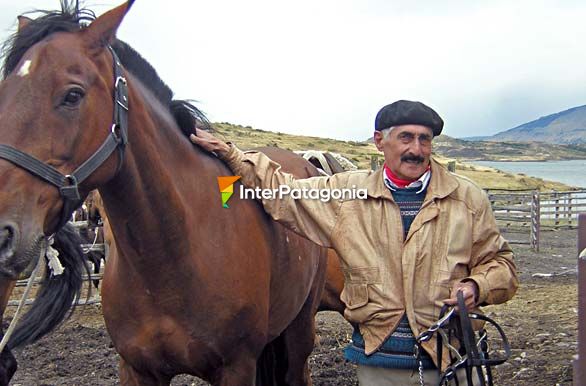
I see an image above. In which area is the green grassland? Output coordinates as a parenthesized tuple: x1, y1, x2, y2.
(211, 122, 577, 191)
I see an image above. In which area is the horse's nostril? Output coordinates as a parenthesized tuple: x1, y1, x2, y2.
(0, 225, 15, 259)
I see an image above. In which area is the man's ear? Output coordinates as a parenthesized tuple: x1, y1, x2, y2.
(373, 131, 384, 152)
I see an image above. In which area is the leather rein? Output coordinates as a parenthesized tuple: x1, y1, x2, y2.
(415, 291, 512, 386)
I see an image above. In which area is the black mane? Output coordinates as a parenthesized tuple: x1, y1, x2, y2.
(1, 1, 93, 79)
(1, 0, 208, 135)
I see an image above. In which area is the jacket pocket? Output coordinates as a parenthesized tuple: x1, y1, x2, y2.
(340, 267, 381, 310)
(341, 283, 369, 310)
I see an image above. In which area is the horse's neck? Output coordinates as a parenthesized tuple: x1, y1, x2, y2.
(98, 84, 223, 264)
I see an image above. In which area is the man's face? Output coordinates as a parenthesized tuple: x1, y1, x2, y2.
(373, 124, 433, 180)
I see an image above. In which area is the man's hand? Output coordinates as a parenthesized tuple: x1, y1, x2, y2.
(443, 281, 478, 311)
(189, 128, 231, 156)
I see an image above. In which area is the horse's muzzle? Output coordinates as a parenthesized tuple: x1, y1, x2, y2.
(0, 224, 16, 263)
(0, 223, 41, 279)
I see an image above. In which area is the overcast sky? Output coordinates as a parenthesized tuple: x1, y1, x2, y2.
(1, 0, 585, 141)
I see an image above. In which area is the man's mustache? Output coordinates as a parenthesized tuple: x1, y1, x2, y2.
(401, 154, 425, 163)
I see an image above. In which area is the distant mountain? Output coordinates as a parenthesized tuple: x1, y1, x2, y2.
(433, 134, 586, 161)
(488, 105, 586, 144)
(460, 135, 491, 141)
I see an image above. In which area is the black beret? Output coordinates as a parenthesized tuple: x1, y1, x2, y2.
(374, 100, 444, 136)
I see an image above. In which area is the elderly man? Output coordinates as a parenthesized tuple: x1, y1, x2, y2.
(190, 100, 518, 385)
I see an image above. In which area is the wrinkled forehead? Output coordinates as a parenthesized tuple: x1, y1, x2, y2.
(391, 124, 434, 137)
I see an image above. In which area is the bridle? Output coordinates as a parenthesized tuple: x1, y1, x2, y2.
(415, 291, 511, 386)
(0, 46, 128, 231)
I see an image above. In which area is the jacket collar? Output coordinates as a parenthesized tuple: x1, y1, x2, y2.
(365, 157, 459, 201)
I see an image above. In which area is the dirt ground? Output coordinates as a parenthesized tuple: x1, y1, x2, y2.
(6, 228, 579, 386)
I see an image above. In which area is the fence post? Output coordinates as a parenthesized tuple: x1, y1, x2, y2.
(569, 193, 574, 227)
(530, 190, 540, 251)
(554, 191, 560, 227)
(574, 213, 586, 385)
(370, 155, 379, 171)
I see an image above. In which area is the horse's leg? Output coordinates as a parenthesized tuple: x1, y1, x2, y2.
(0, 347, 16, 386)
(119, 358, 171, 386)
(278, 256, 328, 386)
(277, 303, 315, 386)
(212, 350, 258, 386)
(91, 252, 102, 289)
(0, 279, 17, 386)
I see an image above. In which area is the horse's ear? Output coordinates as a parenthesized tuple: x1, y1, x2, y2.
(83, 0, 135, 54)
(17, 15, 33, 32)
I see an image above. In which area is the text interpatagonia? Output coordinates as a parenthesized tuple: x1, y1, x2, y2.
(239, 184, 367, 202)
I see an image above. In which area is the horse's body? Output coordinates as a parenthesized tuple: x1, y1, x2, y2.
(0, 2, 327, 385)
(101, 141, 327, 385)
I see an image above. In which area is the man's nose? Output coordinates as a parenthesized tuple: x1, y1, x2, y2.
(408, 140, 423, 154)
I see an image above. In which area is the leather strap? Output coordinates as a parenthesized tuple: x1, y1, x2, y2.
(0, 46, 128, 231)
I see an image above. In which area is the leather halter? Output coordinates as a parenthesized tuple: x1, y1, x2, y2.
(0, 46, 128, 231)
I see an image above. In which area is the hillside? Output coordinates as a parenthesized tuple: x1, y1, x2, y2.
(434, 134, 586, 161)
(487, 104, 586, 144)
(211, 122, 576, 191)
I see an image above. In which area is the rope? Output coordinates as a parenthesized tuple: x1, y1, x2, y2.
(82, 229, 100, 254)
(0, 242, 46, 353)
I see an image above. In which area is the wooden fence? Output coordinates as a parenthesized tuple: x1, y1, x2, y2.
(487, 189, 586, 251)
(574, 214, 586, 384)
(8, 220, 105, 307)
(572, 213, 586, 386)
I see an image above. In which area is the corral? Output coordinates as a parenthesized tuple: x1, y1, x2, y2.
(6, 227, 578, 385)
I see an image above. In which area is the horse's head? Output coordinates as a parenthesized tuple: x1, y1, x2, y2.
(0, 1, 134, 278)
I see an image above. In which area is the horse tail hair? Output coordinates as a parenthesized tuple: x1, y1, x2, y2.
(7, 223, 89, 349)
(85, 250, 103, 289)
(169, 99, 210, 138)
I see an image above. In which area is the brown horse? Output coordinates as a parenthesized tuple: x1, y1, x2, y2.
(0, 2, 328, 385)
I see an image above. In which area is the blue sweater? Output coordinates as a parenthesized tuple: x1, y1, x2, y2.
(344, 185, 434, 370)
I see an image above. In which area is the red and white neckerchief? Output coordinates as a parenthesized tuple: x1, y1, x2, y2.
(383, 164, 431, 194)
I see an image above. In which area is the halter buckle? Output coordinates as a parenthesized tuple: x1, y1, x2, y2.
(59, 174, 80, 201)
(115, 75, 127, 88)
(111, 123, 128, 146)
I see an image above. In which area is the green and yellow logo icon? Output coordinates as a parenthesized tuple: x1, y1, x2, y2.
(217, 176, 241, 208)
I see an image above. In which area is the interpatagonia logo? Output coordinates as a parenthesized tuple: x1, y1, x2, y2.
(217, 176, 241, 208)
(217, 175, 367, 208)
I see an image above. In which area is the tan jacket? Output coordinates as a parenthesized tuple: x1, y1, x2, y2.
(221, 145, 518, 366)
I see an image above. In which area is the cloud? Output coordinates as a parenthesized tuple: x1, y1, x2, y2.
(1, 0, 586, 140)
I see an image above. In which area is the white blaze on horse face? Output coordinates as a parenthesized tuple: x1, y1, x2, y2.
(17, 60, 32, 77)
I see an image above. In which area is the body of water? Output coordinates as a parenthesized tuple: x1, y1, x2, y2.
(474, 159, 586, 188)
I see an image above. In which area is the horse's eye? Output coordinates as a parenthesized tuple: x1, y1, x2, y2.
(62, 88, 85, 107)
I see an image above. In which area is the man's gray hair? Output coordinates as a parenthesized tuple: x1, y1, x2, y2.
(380, 127, 395, 139)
